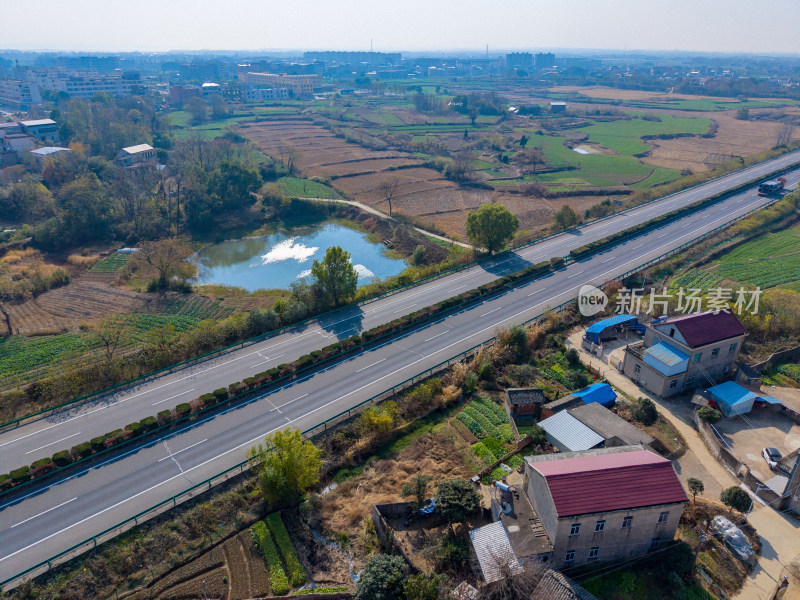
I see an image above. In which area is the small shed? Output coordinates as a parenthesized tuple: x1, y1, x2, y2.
(707, 381, 757, 417)
(538, 410, 605, 452)
(643, 342, 689, 377)
(550, 101, 567, 113)
(468, 521, 522, 584)
(585, 314, 640, 345)
(505, 387, 546, 419)
(570, 383, 617, 408)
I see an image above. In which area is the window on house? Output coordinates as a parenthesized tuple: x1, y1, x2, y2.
(570, 523, 581, 536)
(693, 352, 702, 363)
(669, 328, 675, 338)
(565, 550, 575, 562)
(649, 538, 661, 551)
(658, 511, 669, 524)
(711, 348, 720, 358)
(588, 547, 600, 560)
(687, 375, 695, 384)
(595, 520, 606, 533)
(729, 343, 737, 353)
(622, 516, 633, 529)
(634, 364, 641, 375)
(669, 380, 678, 389)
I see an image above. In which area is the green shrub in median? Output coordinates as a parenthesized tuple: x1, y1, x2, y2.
(266, 512, 307, 587)
(251, 520, 290, 594)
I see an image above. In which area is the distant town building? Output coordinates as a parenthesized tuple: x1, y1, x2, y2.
(524, 446, 688, 568)
(550, 101, 567, 113)
(303, 51, 401, 65)
(114, 143, 156, 167)
(0, 122, 23, 139)
(168, 84, 201, 105)
(31, 73, 134, 99)
(243, 73, 319, 97)
(244, 87, 289, 102)
(535, 53, 556, 68)
(200, 82, 223, 99)
(20, 119, 59, 144)
(0, 78, 42, 108)
(30, 146, 71, 169)
(506, 52, 533, 69)
(3, 133, 35, 156)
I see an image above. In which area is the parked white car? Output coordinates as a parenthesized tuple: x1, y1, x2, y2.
(762, 447, 782, 470)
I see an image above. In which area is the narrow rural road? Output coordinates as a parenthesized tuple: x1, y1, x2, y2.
(567, 332, 800, 600)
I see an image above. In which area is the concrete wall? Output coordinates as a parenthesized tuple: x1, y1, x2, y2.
(551, 503, 684, 568)
(524, 465, 559, 541)
(751, 343, 800, 372)
(622, 351, 685, 398)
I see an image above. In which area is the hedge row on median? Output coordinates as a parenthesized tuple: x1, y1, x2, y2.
(0, 253, 593, 495)
(569, 168, 795, 261)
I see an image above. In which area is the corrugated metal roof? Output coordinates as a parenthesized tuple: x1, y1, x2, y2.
(468, 521, 522, 583)
(30, 146, 70, 156)
(759, 396, 782, 405)
(20, 119, 56, 127)
(121, 143, 154, 154)
(531, 569, 599, 600)
(529, 449, 688, 517)
(539, 411, 604, 452)
(586, 314, 637, 335)
(707, 381, 758, 406)
(570, 383, 617, 407)
(645, 342, 689, 367)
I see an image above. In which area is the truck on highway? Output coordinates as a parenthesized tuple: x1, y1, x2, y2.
(757, 177, 787, 196)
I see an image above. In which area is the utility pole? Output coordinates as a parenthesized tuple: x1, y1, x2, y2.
(692, 532, 706, 570)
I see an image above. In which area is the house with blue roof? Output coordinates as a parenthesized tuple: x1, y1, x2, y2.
(620, 310, 747, 398)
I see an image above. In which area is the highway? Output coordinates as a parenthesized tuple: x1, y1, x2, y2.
(2, 150, 800, 474)
(0, 154, 799, 584)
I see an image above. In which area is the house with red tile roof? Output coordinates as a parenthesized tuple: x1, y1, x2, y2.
(621, 310, 747, 397)
(524, 446, 688, 568)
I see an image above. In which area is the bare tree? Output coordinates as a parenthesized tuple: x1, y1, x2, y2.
(776, 122, 795, 147)
(514, 146, 544, 174)
(378, 176, 400, 215)
(476, 555, 549, 599)
(279, 145, 301, 176)
(94, 315, 135, 365)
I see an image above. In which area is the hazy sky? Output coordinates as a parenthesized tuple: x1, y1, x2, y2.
(4, 0, 800, 55)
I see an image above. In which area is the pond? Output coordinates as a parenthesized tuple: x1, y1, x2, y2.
(193, 223, 407, 291)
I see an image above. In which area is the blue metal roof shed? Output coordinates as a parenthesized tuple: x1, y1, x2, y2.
(644, 342, 689, 377)
(707, 381, 757, 417)
(585, 314, 639, 344)
(571, 383, 617, 408)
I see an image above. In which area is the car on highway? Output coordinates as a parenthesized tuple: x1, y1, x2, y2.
(710, 515, 756, 567)
(762, 447, 782, 470)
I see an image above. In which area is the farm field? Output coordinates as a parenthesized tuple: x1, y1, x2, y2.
(671, 222, 800, 292)
(0, 313, 200, 390)
(277, 176, 342, 199)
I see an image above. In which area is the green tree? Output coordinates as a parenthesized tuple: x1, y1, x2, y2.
(631, 397, 658, 426)
(354, 553, 407, 600)
(207, 160, 262, 211)
(528, 424, 547, 449)
(247, 428, 322, 507)
(697, 406, 723, 424)
(402, 573, 447, 600)
(311, 245, 359, 307)
(401, 474, 432, 516)
(435, 478, 481, 523)
(736, 107, 750, 121)
(720, 486, 751, 513)
(185, 96, 208, 123)
(687, 478, 704, 503)
(465, 203, 519, 254)
(552, 204, 577, 231)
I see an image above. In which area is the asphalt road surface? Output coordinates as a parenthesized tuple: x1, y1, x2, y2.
(1, 153, 799, 584)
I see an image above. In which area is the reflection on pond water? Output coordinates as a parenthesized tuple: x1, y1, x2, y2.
(193, 223, 406, 292)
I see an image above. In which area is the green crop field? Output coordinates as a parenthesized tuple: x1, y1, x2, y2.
(165, 295, 234, 320)
(278, 177, 342, 199)
(90, 252, 130, 272)
(576, 116, 711, 156)
(672, 223, 800, 291)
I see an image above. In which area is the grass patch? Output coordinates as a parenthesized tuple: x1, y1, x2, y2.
(90, 252, 130, 272)
(277, 177, 342, 199)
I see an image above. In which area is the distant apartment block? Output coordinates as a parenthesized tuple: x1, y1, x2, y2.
(243, 73, 319, 97)
(31, 74, 133, 99)
(506, 52, 533, 68)
(200, 82, 223, 98)
(168, 84, 201, 105)
(0, 78, 42, 108)
(536, 53, 556, 68)
(244, 88, 289, 102)
(20, 119, 60, 144)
